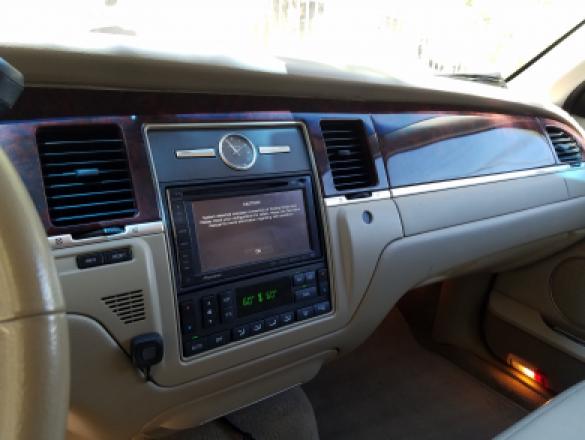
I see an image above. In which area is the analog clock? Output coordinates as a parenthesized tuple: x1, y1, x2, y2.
(218, 133, 257, 170)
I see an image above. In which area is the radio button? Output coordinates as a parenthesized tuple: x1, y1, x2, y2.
(179, 301, 196, 334)
(264, 316, 279, 330)
(103, 247, 132, 265)
(183, 338, 205, 356)
(202, 316, 217, 328)
(177, 240, 191, 251)
(180, 264, 193, 273)
(294, 287, 317, 302)
(250, 321, 265, 335)
(292, 272, 306, 286)
(219, 291, 235, 308)
(318, 268, 330, 296)
(170, 191, 183, 202)
(202, 296, 216, 309)
(221, 307, 236, 323)
(201, 296, 218, 328)
(207, 331, 230, 348)
(175, 227, 190, 237)
(280, 311, 295, 325)
(297, 306, 314, 321)
(181, 274, 194, 286)
(314, 301, 331, 315)
(76, 253, 103, 269)
(179, 252, 192, 262)
(305, 271, 316, 285)
(182, 322, 195, 334)
(232, 324, 250, 341)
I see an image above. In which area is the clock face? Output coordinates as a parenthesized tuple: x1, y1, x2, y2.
(218, 134, 257, 170)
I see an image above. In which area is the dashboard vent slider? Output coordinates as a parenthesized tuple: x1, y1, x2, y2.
(37, 124, 137, 226)
(545, 125, 582, 166)
(320, 120, 377, 192)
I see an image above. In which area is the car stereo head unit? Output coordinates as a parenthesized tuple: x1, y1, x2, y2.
(168, 175, 324, 291)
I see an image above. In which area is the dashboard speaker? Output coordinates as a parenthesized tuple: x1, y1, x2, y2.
(550, 258, 585, 328)
(102, 290, 146, 325)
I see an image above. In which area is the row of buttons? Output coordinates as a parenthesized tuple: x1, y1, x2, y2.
(183, 270, 329, 334)
(201, 291, 236, 328)
(183, 300, 331, 356)
(169, 192, 196, 286)
(292, 268, 329, 301)
(76, 247, 132, 269)
(179, 290, 236, 335)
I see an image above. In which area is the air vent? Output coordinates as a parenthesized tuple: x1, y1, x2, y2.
(545, 126, 583, 166)
(36, 124, 137, 226)
(321, 120, 377, 192)
(102, 290, 145, 324)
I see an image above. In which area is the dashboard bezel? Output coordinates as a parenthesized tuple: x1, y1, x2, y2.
(167, 174, 325, 292)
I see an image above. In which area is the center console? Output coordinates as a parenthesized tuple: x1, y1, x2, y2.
(145, 123, 332, 359)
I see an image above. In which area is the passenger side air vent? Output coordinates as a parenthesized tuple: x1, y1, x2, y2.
(545, 126, 583, 166)
(320, 120, 377, 191)
(102, 290, 145, 324)
(37, 124, 137, 226)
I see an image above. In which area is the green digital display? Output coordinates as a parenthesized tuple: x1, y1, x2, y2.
(236, 277, 292, 317)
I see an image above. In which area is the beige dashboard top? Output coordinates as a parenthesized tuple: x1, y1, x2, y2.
(0, 43, 577, 125)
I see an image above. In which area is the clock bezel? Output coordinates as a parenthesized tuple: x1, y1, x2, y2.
(218, 133, 258, 171)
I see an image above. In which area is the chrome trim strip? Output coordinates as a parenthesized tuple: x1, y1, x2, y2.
(325, 190, 392, 207)
(258, 145, 291, 154)
(391, 165, 573, 198)
(175, 148, 216, 158)
(48, 221, 164, 250)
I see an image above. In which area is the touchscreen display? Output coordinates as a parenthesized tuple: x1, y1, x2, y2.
(191, 190, 312, 273)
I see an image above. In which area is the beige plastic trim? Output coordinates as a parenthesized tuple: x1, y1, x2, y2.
(0, 151, 69, 440)
(489, 291, 585, 364)
(492, 236, 585, 345)
(55, 197, 404, 387)
(0, 44, 578, 125)
(67, 313, 338, 439)
(63, 192, 585, 437)
(395, 172, 569, 236)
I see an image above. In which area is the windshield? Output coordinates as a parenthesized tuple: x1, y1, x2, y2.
(2, 0, 583, 78)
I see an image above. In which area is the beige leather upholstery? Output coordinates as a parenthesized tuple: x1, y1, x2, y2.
(0, 151, 69, 439)
(496, 381, 585, 439)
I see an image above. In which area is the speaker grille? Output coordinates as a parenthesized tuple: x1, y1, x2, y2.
(102, 290, 145, 324)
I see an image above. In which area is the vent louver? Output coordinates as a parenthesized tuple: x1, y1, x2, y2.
(545, 126, 583, 167)
(37, 124, 137, 226)
(320, 120, 377, 191)
(102, 290, 145, 324)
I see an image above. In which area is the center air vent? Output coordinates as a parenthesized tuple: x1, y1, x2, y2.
(320, 120, 377, 192)
(37, 124, 137, 226)
(545, 125, 583, 166)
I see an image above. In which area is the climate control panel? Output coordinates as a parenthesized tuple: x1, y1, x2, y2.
(178, 264, 331, 357)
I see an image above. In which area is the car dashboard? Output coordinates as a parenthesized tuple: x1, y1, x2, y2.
(2, 77, 585, 438)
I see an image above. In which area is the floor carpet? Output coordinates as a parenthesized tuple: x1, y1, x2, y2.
(303, 310, 528, 440)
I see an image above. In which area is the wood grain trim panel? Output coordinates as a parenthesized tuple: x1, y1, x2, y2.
(0, 117, 160, 236)
(374, 112, 559, 188)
